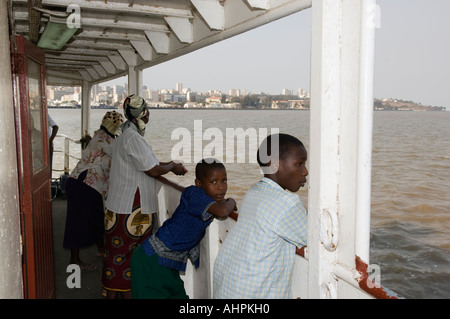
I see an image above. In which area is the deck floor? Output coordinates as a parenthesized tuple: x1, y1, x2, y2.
(52, 196, 104, 299)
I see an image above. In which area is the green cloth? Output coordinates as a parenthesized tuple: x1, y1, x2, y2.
(130, 244, 189, 299)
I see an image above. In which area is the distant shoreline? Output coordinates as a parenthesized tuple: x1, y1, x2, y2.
(48, 106, 446, 111)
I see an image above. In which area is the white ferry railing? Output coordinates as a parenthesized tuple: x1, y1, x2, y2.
(52, 134, 81, 178)
(51, 134, 82, 199)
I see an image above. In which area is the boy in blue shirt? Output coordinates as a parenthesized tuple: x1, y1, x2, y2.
(131, 158, 237, 299)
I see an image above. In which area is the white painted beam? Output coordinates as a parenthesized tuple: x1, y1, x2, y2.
(92, 64, 107, 77)
(98, 58, 117, 74)
(118, 49, 138, 67)
(78, 69, 93, 81)
(144, 31, 170, 54)
(27, 0, 194, 18)
(45, 53, 103, 62)
(130, 40, 153, 62)
(164, 16, 193, 44)
(246, 0, 270, 10)
(75, 30, 147, 42)
(46, 63, 93, 69)
(45, 47, 113, 56)
(46, 69, 84, 80)
(191, 0, 224, 30)
(80, 17, 170, 33)
(45, 58, 97, 67)
(86, 67, 100, 80)
(68, 39, 134, 51)
(108, 54, 127, 71)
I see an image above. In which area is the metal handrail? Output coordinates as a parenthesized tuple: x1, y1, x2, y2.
(51, 134, 82, 199)
(52, 134, 81, 177)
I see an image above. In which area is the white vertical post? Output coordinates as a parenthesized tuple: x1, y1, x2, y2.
(64, 138, 70, 175)
(308, 0, 374, 298)
(81, 80, 91, 137)
(137, 68, 143, 97)
(128, 66, 137, 95)
(119, 50, 141, 96)
(308, 0, 343, 299)
(355, 0, 376, 265)
(206, 220, 220, 298)
(127, 67, 143, 96)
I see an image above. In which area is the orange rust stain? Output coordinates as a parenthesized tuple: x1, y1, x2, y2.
(355, 256, 399, 299)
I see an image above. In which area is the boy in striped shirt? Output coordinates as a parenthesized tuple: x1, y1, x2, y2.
(213, 133, 308, 298)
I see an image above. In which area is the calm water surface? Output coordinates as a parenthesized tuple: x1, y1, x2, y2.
(50, 108, 450, 299)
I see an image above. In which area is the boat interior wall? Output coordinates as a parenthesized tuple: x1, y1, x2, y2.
(0, 0, 23, 298)
(10, 0, 312, 87)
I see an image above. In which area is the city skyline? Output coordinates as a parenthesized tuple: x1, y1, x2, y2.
(46, 83, 310, 108)
(101, 0, 449, 110)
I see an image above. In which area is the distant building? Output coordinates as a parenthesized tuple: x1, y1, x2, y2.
(206, 96, 222, 104)
(176, 82, 183, 93)
(183, 102, 200, 108)
(298, 88, 309, 98)
(271, 100, 289, 109)
(282, 88, 293, 96)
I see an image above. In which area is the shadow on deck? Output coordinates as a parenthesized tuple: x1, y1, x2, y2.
(52, 196, 103, 299)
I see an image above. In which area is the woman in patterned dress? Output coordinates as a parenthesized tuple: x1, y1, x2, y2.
(63, 111, 124, 270)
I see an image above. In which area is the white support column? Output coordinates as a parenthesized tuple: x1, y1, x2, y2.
(308, 0, 342, 299)
(119, 50, 142, 96)
(308, 0, 375, 298)
(128, 66, 137, 96)
(355, 0, 376, 265)
(81, 80, 91, 137)
(127, 67, 143, 96)
(137, 68, 143, 97)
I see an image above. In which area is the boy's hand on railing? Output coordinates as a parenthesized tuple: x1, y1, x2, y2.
(209, 198, 237, 220)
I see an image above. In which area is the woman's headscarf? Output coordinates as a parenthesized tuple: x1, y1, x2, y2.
(122, 94, 149, 136)
(101, 111, 124, 137)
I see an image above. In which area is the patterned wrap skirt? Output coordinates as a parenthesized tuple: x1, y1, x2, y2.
(102, 190, 153, 292)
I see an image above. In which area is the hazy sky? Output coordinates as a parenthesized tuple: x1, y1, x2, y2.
(107, 0, 450, 109)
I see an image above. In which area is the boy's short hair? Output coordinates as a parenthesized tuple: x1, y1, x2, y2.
(195, 158, 226, 181)
(257, 133, 304, 167)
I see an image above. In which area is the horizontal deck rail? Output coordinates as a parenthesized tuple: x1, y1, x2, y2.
(52, 134, 82, 177)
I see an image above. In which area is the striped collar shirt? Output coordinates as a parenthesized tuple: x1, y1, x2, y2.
(213, 177, 307, 299)
(106, 125, 159, 214)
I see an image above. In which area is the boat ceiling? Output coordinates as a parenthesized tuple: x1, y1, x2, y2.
(10, 0, 311, 86)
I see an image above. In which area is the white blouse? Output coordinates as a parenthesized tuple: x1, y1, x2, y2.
(106, 125, 159, 214)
